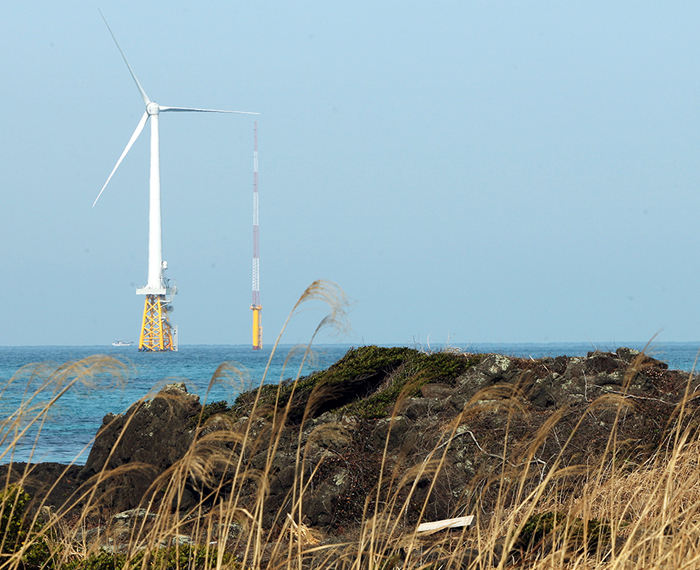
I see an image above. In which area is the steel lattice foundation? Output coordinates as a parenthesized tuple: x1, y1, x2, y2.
(139, 294, 176, 351)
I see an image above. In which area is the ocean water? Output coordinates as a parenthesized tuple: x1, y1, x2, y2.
(0, 341, 698, 465)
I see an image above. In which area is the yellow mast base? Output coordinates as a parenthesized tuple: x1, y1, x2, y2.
(251, 305, 262, 350)
(139, 294, 177, 352)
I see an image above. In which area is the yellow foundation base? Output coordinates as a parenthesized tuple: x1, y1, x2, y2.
(252, 305, 262, 350)
(139, 294, 177, 352)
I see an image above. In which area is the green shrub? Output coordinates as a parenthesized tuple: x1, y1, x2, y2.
(64, 545, 236, 570)
(516, 511, 612, 554)
(0, 486, 31, 553)
(0, 486, 52, 570)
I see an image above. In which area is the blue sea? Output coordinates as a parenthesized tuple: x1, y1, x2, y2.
(0, 341, 698, 465)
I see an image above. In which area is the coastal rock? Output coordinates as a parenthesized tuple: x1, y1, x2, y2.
(401, 396, 450, 420)
(420, 383, 454, 399)
(370, 416, 413, 451)
(7, 345, 696, 539)
(478, 354, 516, 380)
(0, 463, 85, 515)
(79, 382, 201, 512)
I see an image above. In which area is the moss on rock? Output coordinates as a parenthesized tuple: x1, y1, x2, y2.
(232, 346, 483, 422)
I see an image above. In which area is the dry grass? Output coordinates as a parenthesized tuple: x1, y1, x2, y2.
(0, 282, 700, 569)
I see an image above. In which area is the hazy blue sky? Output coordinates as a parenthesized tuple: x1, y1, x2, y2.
(1, 2, 699, 346)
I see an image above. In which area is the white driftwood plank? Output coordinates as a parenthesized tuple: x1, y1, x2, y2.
(416, 515, 474, 533)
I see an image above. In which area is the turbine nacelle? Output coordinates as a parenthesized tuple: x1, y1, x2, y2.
(147, 102, 160, 115)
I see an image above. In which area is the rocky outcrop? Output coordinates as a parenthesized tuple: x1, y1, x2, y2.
(445, 347, 673, 411)
(219, 346, 693, 529)
(81, 382, 200, 475)
(78, 382, 202, 512)
(3, 347, 697, 536)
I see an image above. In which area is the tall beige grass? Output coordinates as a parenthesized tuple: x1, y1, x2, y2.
(0, 282, 699, 569)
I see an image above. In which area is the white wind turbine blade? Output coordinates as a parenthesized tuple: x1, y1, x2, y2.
(98, 9, 150, 105)
(158, 106, 259, 114)
(93, 111, 149, 207)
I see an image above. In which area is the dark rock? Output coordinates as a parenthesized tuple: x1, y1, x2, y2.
(4, 344, 695, 540)
(615, 347, 641, 363)
(595, 371, 625, 387)
(0, 463, 85, 514)
(310, 423, 352, 452)
(82, 382, 200, 475)
(552, 356, 568, 374)
(584, 351, 621, 374)
(304, 481, 345, 526)
(476, 354, 516, 382)
(453, 368, 490, 404)
(528, 380, 557, 408)
(420, 383, 455, 399)
(616, 347, 669, 370)
(401, 397, 450, 420)
(79, 382, 201, 512)
(370, 416, 412, 451)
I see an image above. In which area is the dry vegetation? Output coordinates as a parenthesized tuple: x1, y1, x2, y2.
(1, 281, 700, 569)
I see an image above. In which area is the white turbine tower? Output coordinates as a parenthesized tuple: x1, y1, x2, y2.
(94, 11, 257, 351)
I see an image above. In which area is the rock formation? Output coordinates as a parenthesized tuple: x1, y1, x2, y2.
(2, 346, 697, 537)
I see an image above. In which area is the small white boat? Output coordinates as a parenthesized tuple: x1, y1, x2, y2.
(112, 340, 134, 347)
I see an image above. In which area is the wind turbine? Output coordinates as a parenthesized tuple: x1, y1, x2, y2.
(93, 11, 258, 351)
